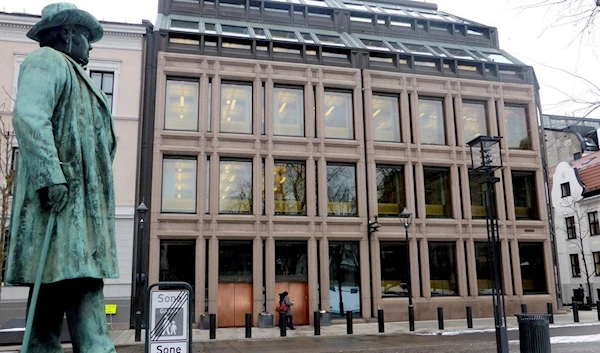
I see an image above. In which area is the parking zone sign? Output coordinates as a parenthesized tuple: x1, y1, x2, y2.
(150, 290, 189, 343)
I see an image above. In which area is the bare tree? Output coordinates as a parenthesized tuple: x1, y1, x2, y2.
(0, 98, 16, 300)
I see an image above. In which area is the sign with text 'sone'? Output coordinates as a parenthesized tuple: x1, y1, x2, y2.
(149, 290, 189, 343)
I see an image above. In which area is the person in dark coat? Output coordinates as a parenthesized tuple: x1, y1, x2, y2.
(279, 291, 295, 329)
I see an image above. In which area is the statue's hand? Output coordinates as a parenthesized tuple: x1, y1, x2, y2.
(41, 184, 69, 213)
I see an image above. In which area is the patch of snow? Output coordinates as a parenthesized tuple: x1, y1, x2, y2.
(0, 327, 25, 332)
(551, 334, 600, 344)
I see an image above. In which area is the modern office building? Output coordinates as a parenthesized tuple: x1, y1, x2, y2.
(135, 0, 555, 327)
(0, 11, 147, 325)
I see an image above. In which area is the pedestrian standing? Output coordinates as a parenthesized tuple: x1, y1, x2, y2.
(279, 291, 295, 330)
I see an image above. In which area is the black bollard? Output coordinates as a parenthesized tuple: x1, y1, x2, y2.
(597, 301, 600, 321)
(466, 306, 473, 329)
(279, 312, 287, 337)
(378, 309, 385, 333)
(521, 304, 528, 313)
(437, 307, 444, 330)
(346, 311, 353, 334)
(408, 305, 415, 332)
(573, 302, 580, 323)
(547, 303, 554, 324)
(209, 313, 216, 340)
(314, 311, 321, 336)
(245, 313, 252, 338)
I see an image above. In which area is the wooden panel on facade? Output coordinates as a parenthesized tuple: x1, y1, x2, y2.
(274, 282, 309, 326)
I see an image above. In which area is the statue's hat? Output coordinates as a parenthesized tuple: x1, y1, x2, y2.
(27, 2, 103, 43)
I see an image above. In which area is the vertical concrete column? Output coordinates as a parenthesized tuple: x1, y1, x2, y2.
(196, 237, 206, 319)
(370, 234, 381, 311)
(264, 73, 274, 138)
(487, 95, 498, 136)
(208, 236, 219, 315)
(451, 165, 462, 219)
(496, 96, 506, 140)
(265, 236, 276, 316)
(526, 102, 540, 153)
(304, 74, 314, 139)
(359, 237, 372, 319)
(460, 166, 472, 220)
(308, 237, 319, 323)
(543, 240, 556, 299)
(414, 163, 426, 220)
(148, 237, 160, 285)
(200, 73, 209, 133)
(456, 239, 468, 298)
(409, 237, 420, 299)
(319, 237, 330, 313)
(495, 168, 507, 222)
(212, 73, 221, 134)
(253, 154, 263, 217)
(405, 163, 416, 216)
(306, 157, 316, 217)
(445, 93, 457, 147)
(253, 236, 263, 321)
(503, 167, 516, 221)
(511, 240, 523, 296)
(401, 87, 413, 144)
(466, 239, 478, 297)
(500, 238, 513, 297)
(420, 239, 431, 299)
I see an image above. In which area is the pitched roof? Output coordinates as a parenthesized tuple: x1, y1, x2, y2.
(548, 150, 600, 195)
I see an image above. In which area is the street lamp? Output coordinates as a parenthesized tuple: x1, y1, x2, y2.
(467, 136, 507, 353)
(399, 207, 414, 332)
(134, 201, 148, 342)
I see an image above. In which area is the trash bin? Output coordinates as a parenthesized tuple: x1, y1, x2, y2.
(515, 314, 551, 353)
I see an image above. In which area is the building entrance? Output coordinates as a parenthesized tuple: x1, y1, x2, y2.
(217, 240, 253, 327)
(274, 241, 309, 325)
(329, 241, 361, 317)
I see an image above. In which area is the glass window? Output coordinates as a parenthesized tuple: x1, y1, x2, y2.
(219, 241, 253, 282)
(274, 86, 304, 136)
(519, 242, 547, 294)
(594, 252, 600, 276)
(327, 164, 357, 216)
(269, 29, 298, 41)
(160, 240, 196, 290)
(560, 182, 571, 197)
(274, 161, 306, 215)
(162, 158, 197, 213)
(474, 242, 504, 295)
(505, 105, 530, 150)
(221, 24, 249, 36)
(324, 90, 354, 139)
(512, 171, 538, 220)
(219, 160, 253, 214)
(376, 165, 405, 217)
(221, 83, 252, 134)
(566, 216, 576, 239)
(469, 171, 486, 219)
(171, 20, 199, 32)
(275, 241, 308, 282)
(90, 71, 114, 113)
(445, 48, 473, 60)
(423, 167, 452, 218)
(462, 102, 487, 144)
(361, 39, 389, 51)
(404, 44, 433, 56)
(429, 242, 458, 296)
(372, 95, 400, 142)
(570, 254, 581, 277)
(316, 34, 345, 46)
(418, 98, 445, 145)
(380, 242, 408, 297)
(329, 242, 361, 317)
(165, 80, 199, 131)
(589, 212, 600, 236)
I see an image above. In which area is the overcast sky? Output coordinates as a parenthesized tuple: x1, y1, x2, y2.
(2, 0, 598, 118)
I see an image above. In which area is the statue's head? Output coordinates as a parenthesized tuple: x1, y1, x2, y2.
(27, 3, 103, 66)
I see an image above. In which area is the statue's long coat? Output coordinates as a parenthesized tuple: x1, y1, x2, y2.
(5, 47, 119, 285)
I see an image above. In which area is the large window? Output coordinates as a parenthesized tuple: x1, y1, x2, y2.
(469, 171, 486, 219)
(221, 82, 252, 134)
(91, 71, 114, 113)
(219, 160, 253, 214)
(474, 242, 492, 295)
(376, 165, 405, 217)
(219, 240, 253, 282)
(519, 242, 547, 294)
(429, 242, 458, 296)
(570, 254, 581, 277)
(566, 216, 577, 239)
(160, 240, 196, 290)
(589, 211, 600, 236)
(327, 164, 357, 216)
(462, 101, 487, 144)
(165, 79, 199, 131)
(274, 86, 304, 136)
(324, 90, 354, 139)
(162, 157, 197, 213)
(380, 242, 408, 297)
(274, 161, 306, 215)
(329, 242, 361, 317)
(418, 98, 445, 145)
(275, 241, 308, 282)
(512, 171, 538, 220)
(372, 94, 400, 142)
(505, 105, 530, 149)
(594, 252, 600, 276)
(423, 167, 452, 218)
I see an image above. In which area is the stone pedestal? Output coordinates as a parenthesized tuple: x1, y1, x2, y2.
(319, 312, 331, 326)
(199, 315, 210, 329)
(258, 313, 274, 328)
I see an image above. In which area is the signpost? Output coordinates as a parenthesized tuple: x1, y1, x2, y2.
(145, 282, 194, 353)
(105, 304, 117, 330)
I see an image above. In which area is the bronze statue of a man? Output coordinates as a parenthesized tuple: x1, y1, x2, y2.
(5, 3, 118, 352)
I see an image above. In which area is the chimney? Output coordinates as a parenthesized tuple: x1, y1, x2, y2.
(574, 152, 582, 160)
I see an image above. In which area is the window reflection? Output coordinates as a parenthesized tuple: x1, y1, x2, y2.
(376, 165, 405, 217)
(329, 242, 361, 317)
(469, 171, 486, 219)
(160, 240, 196, 290)
(429, 242, 458, 296)
(221, 83, 252, 134)
(474, 242, 493, 295)
(324, 91, 354, 139)
(462, 102, 487, 143)
(274, 161, 306, 215)
(275, 241, 308, 282)
(219, 241, 253, 282)
(219, 160, 253, 214)
(274, 86, 304, 136)
(505, 105, 530, 149)
(327, 164, 357, 216)
(162, 158, 197, 213)
(380, 242, 408, 297)
(423, 167, 452, 218)
(519, 242, 547, 294)
(418, 98, 445, 145)
(165, 80, 199, 131)
(372, 95, 400, 142)
(512, 171, 538, 220)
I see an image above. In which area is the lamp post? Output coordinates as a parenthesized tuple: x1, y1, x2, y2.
(134, 201, 148, 342)
(467, 136, 507, 353)
(399, 207, 414, 332)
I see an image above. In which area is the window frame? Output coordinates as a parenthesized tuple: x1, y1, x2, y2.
(273, 160, 307, 216)
(566, 216, 577, 240)
(379, 241, 409, 297)
(461, 100, 488, 144)
(418, 97, 446, 145)
(375, 164, 406, 217)
(164, 78, 200, 131)
(588, 211, 600, 236)
(570, 254, 581, 277)
(326, 163, 358, 217)
(504, 104, 531, 150)
(560, 182, 571, 198)
(428, 241, 459, 297)
(220, 81, 254, 134)
(273, 85, 305, 137)
(161, 156, 198, 214)
(594, 251, 600, 276)
(372, 93, 401, 143)
(90, 70, 115, 113)
(511, 171, 539, 220)
(423, 166, 453, 218)
(323, 89, 355, 140)
(218, 158, 254, 214)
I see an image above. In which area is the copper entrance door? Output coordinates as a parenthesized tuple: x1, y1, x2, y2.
(218, 240, 253, 328)
(275, 282, 309, 325)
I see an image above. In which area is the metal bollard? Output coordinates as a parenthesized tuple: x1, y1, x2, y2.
(209, 313, 216, 340)
(547, 303, 554, 324)
(466, 306, 473, 329)
(437, 307, 444, 330)
(346, 311, 353, 334)
(314, 311, 321, 336)
(515, 314, 551, 353)
(521, 304, 528, 314)
(408, 305, 415, 332)
(279, 312, 287, 337)
(378, 309, 384, 333)
(597, 301, 600, 321)
(573, 302, 580, 323)
(245, 313, 251, 338)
